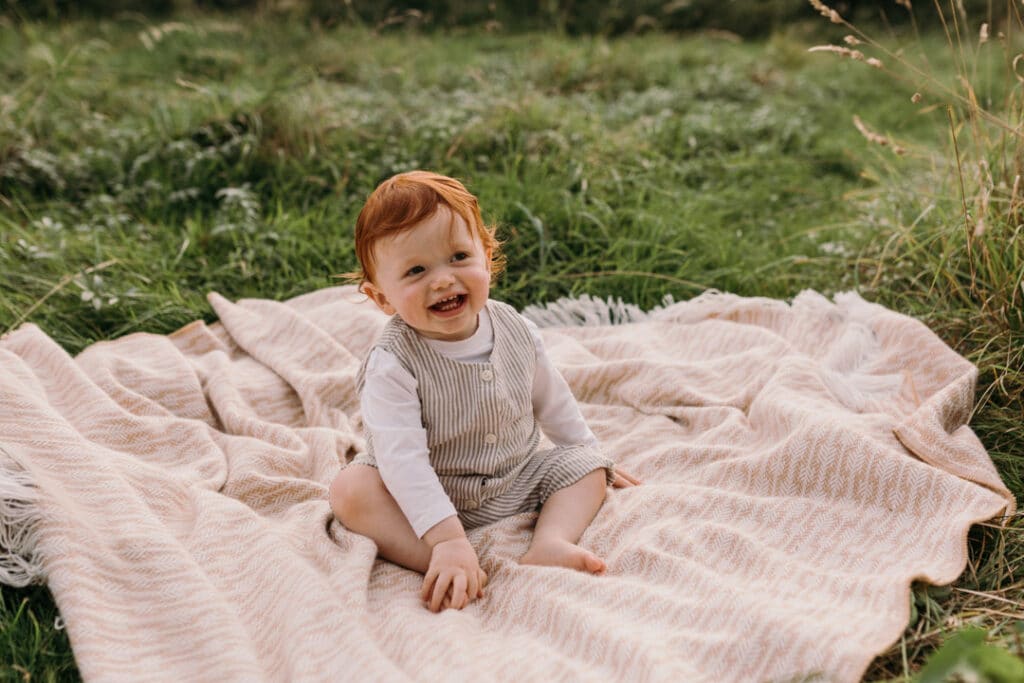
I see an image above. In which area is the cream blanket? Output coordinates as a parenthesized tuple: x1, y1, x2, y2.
(0, 286, 1014, 682)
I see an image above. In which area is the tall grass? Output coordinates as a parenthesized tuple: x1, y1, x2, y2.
(808, 0, 1024, 678)
(0, 7, 1020, 680)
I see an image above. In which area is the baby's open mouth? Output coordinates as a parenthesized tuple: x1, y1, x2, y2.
(430, 294, 466, 312)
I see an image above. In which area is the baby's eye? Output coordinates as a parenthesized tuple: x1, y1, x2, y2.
(405, 265, 425, 277)
(451, 252, 469, 262)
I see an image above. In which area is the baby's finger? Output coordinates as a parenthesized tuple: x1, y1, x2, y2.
(466, 570, 479, 603)
(450, 573, 468, 610)
(430, 573, 452, 612)
(420, 569, 439, 603)
(477, 569, 488, 597)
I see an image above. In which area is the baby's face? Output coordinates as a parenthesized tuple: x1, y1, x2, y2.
(362, 207, 492, 341)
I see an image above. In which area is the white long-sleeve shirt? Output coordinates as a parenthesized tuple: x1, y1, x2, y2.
(360, 306, 598, 538)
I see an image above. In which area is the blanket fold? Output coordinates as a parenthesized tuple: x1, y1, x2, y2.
(0, 286, 1014, 682)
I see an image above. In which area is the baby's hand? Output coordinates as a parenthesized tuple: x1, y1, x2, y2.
(420, 536, 486, 612)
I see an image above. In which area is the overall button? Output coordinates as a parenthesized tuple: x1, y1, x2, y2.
(464, 500, 479, 510)
(484, 433, 497, 444)
(480, 369, 494, 382)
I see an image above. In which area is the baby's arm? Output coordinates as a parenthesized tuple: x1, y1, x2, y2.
(526, 319, 601, 448)
(362, 349, 459, 536)
(526, 321, 641, 487)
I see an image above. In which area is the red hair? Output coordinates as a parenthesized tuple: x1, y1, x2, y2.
(350, 171, 504, 285)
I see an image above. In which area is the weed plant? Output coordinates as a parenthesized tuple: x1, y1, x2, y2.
(0, 6, 1020, 680)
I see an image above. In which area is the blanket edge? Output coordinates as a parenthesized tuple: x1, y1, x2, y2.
(0, 443, 46, 587)
(521, 292, 676, 327)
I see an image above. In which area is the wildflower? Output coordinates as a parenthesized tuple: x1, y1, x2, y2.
(843, 35, 861, 46)
(911, 92, 923, 103)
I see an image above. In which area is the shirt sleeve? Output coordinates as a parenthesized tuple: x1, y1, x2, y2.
(360, 348, 458, 538)
(525, 319, 600, 449)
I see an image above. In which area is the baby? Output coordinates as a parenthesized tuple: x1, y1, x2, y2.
(329, 171, 639, 612)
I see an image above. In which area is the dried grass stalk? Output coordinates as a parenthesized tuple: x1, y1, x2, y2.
(852, 115, 907, 155)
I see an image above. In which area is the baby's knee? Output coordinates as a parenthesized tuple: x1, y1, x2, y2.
(329, 465, 383, 523)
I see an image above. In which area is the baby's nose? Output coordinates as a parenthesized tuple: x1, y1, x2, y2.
(431, 270, 455, 288)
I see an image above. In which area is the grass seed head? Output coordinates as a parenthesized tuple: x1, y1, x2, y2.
(808, 0, 843, 24)
(808, 45, 867, 62)
(852, 115, 906, 154)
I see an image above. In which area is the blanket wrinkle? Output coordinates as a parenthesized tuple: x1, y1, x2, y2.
(0, 285, 1015, 682)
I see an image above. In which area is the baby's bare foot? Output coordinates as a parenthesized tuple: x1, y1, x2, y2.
(519, 539, 606, 575)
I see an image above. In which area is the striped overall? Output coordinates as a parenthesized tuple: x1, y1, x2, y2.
(354, 300, 613, 529)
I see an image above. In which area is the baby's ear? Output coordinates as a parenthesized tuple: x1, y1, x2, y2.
(360, 282, 396, 315)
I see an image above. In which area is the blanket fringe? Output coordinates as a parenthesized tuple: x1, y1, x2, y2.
(523, 293, 676, 328)
(0, 444, 45, 587)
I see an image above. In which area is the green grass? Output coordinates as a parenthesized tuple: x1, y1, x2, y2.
(0, 585, 74, 681)
(0, 10, 1021, 680)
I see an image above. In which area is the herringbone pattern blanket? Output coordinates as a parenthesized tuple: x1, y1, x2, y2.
(0, 286, 1013, 682)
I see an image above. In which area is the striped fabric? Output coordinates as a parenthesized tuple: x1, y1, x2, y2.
(0, 286, 1014, 682)
(355, 300, 613, 525)
(456, 443, 611, 529)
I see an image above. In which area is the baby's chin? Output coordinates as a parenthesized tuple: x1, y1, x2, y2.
(416, 312, 481, 342)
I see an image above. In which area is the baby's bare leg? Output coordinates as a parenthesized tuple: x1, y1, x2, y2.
(329, 464, 432, 573)
(520, 469, 607, 574)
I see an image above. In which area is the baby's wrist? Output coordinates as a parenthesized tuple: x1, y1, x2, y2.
(422, 515, 467, 548)
(431, 536, 471, 552)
